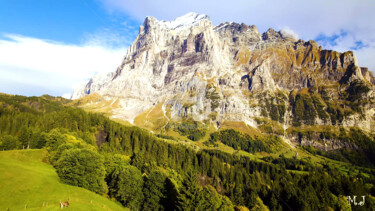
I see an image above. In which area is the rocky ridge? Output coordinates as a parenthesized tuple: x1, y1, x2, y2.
(72, 12, 375, 151)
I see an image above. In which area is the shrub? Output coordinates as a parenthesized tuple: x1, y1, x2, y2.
(0, 135, 20, 150)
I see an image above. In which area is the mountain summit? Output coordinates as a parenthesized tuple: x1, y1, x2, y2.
(72, 13, 375, 150)
(157, 12, 209, 31)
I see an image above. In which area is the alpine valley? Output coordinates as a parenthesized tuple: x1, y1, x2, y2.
(1, 12, 375, 211)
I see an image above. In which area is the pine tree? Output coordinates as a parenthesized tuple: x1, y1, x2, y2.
(142, 170, 167, 211)
(109, 165, 144, 210)
(176, 171, 201, 210)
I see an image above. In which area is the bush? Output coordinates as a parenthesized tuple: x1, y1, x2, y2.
(0, 135, 20, 150)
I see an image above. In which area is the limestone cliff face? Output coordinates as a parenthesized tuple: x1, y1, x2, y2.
(72, 13, 375, 149)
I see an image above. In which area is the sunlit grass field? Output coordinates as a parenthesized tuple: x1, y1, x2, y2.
(0, 149, 127, 211)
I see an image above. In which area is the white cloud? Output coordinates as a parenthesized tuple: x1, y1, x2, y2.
(355, 46, 375, 72)
(0, 34, 127, 96)
(99, 0, 375, 71)
(98, 0, 374, 36)
(280, 27, 299, 40)
(82, 26, 138, 47)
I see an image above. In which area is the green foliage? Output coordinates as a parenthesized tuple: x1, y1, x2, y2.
(288, 86, 364, 126)
(187, 132, 206, 141)
(175, 172, 234, 210)
(206, 129, 281, 153)
(290, 92, 317, 126)
(0, 149, 127, 211)
(18, 126, 32, 148)
(346, 80, 370, 102)
(108, 165, 144, 210)
(56, 148, 107, 194)
(51, 143, 77, 165)
(164, 177, 179, 210)
(250, 197, 269, 211)
(299, 128, 375, 167)
(198, 186, 234, 210)
(2, 94, 375, 211)
(255, 118, 284, 135)
(316, 82, 370, 125)
(176, 171, 201, 210)
(326, 103, 347, 125)
(171, 121, 206, 141)
(41, 128, 96, 165)
(103, 154, 130, 179)
(44, 128, 70, 152)
(336, 195, 351, 211)
(0, 94, 106, 151)
(0, 135, 20, 150)
(311, 94, 329, 122)
(142, 170, 167, 211)
(259, 93, 286, 123)
(262, 155, 314, 171)
(155, 134, 175, 140)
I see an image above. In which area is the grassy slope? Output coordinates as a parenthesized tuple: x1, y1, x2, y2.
(0, 149, 126, 211)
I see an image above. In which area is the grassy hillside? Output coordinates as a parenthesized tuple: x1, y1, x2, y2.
(0, 149, 126, 211)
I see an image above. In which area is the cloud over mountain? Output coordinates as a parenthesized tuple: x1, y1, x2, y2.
(0, 34, 126, 96)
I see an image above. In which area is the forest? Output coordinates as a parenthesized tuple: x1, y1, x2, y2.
(1, 93, 375, 210)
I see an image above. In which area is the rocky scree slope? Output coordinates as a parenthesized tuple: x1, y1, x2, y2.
(72, 12, 375, 151)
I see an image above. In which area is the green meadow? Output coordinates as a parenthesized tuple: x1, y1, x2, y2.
(0, 149, 127, 211)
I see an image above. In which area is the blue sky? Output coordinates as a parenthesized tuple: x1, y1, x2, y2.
(0, 0, 140, 45)
(1, 0, 374, 97)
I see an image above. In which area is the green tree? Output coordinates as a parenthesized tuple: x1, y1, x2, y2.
(142, 170, 167, 211)
(0, 135, 19, 150)
(337, 195, 351, 211)
(163, 177, 179, 211)
(56, 148, 107, 194)
(176, 172, 201, 210)
(109, 165, 144, 210)
(44, 129, 68, 151)
(198, 186, 234, 210)
(103, 153, 130, 181)
(51, 143, 77, 166)
(250, 197, 269, 211)
(18, 126, 32, 149)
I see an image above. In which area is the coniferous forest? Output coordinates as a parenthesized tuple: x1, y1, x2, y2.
(1, 94, 375, 210)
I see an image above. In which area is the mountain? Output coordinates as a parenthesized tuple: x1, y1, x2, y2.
(72, 12, 375, 152)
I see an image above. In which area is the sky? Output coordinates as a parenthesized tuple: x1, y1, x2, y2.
(0, 0, 374, 97)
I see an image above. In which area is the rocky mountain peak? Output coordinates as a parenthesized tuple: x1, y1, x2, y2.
(262, 28, 281, 41)
(72, 13, 375, 137)
(140, 12, 210, 35)
(159, 12, 209, 31)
